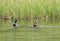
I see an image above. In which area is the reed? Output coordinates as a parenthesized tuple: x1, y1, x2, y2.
(0, 0, 60, 24)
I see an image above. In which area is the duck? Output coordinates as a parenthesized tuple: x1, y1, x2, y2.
(33, 17, 38, 28)
(13, 19, 18, 28)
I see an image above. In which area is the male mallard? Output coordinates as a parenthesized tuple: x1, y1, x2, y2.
(13, 19, 18, 28)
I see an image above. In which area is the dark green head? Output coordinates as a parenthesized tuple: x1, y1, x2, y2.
(14, 19, 17, 23)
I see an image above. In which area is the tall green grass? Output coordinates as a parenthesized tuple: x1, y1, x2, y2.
(0, 0, 60, 17)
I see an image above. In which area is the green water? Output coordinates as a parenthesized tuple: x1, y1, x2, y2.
(0, 20, 60, 41)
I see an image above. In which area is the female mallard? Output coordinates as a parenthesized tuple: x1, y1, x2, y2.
(33, 18, 38, 28)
